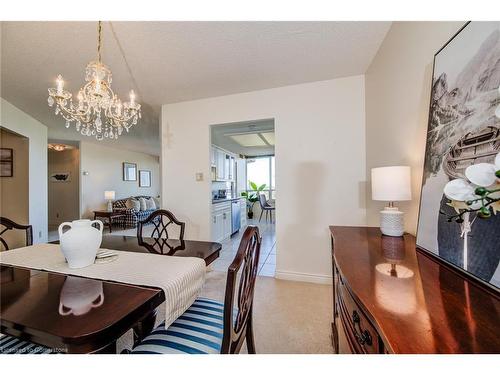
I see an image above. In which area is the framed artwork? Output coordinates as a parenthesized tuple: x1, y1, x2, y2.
(0, 148, 13, 177)
(123, 162, 137, 181)
(50, 172, 71, 182)
(139, 170, 151, 187)
(416, 22, 500, 290)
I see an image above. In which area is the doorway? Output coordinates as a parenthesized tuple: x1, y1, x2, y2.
(209, 119, 276, 277)
(47, 140, 80, 241)
(0, 127, 29, 250)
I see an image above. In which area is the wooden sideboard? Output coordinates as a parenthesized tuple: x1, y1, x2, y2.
(330, 226, 500, 354)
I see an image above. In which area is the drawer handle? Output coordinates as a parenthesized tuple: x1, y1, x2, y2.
(352, 310, 372, 346)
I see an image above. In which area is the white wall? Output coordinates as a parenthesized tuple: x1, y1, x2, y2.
(80, 141, 160, 218)
(161, 76, 366, 283)
(365, 22, 464, 234)
(0, 98, 48, 243)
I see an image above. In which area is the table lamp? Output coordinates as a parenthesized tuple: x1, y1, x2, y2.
(371, 166, 411, 237)
(104, 191, 115, 212)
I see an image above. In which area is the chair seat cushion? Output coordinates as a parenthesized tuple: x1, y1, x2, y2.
(0, 334, 55, 354)
(131, 297, 224, 354)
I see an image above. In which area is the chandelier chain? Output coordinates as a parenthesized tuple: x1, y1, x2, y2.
(97, 21, 102, 63)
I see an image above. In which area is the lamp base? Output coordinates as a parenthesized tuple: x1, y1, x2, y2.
(107, 200, 113, 212)
(380, 206, 404, 237)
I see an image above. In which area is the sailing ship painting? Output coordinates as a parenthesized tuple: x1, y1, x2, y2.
(417, 22, 500, 289)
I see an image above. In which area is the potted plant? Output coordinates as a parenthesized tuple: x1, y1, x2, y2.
(241, 181, 267, 219)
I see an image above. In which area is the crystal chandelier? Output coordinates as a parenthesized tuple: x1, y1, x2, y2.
(48, 21, 141, 140)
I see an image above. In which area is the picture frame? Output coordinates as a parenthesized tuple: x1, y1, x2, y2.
(0, 148, 13, 177)
(416, 21, 500, 291)
(139, 170, 151, 187)
(123, 162, 137, 181)
(49, 172, 71, 182)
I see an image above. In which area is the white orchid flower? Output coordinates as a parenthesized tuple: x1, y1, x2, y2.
(444, 178, 475, 200)
(465, 163, 497, 186)
(496, 152, 500, 170)
(443, 178, 482, 209)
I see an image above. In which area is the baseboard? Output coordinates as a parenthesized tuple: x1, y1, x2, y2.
(275, 270, 332, 285)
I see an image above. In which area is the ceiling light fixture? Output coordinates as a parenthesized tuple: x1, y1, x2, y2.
(47, 21, 141, 141)
(48, 143, 73, 152)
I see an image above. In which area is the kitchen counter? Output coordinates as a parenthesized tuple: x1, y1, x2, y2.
(212, 197, 243, 204)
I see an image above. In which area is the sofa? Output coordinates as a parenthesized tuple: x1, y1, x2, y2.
(112, 196, 160, 228)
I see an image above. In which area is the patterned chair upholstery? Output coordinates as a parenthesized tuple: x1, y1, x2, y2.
(112, 196, 158, 228)
(0, 334, 56, 354)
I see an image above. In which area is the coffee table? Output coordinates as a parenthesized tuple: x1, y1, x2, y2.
(93, 211, 126, 233)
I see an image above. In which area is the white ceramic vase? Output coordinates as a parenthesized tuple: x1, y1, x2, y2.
(59, 276, 104, 316)
(58, 219, 103, 269)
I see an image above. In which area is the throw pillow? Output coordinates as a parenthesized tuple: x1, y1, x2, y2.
(138, 197, 147, 211)
(146, 197, 156, 210)
(125, 198, 140, 211)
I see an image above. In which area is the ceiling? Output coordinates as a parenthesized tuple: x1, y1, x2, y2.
(211, 118, 275, 156)
(1, 21, 391, 155)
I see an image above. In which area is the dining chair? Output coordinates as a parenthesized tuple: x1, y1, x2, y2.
(0, 334, 56, 354)
(137, 209, 185, 241)
(130, 225, 262, 354)
(0, 217, 33, 251)
(258, 194, 275, 223)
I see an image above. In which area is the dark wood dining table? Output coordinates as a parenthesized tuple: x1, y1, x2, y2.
(1, 266, 164, 353)
(50, 235, 222, 266)
(1, 236, 222, 353)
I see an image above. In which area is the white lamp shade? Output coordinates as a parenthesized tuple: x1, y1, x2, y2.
(104, 191, 115, 200)
(371, 166, 411, 202)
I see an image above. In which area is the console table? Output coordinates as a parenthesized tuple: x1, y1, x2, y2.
(330, 226, 500, 354)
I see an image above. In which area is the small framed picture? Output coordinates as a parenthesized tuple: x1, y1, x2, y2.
(139, 170, 151, 187)
(0, 148, 13, 177)
(50, 172, 71, 182)
(123, 162, 137, 181)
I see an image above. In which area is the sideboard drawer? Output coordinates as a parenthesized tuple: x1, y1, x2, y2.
(337, 276, 380, 354)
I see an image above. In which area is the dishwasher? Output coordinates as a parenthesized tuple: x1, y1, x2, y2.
(231, 200, 241, 235)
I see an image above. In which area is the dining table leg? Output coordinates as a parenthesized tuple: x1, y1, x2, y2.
(133, 308, 158, 345)
(93, 341, 117, 354)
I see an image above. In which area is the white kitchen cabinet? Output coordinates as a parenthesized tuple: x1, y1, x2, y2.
(211, 201, 232, 242)
(216, 149, 225, 180)
(222, 209, 231, 239)
(210, 147, 216, 167)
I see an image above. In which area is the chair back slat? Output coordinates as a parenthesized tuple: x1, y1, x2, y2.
(0, 217, 33, 251)
(221, 225, 261, 354)
(137, 209, 185, 242)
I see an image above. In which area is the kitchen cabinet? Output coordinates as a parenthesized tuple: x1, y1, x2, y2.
(211, 147, 216, 167)
(211, 145, 236, 182)
(211, 201, 232, 242)
(216, 148, 225, 180)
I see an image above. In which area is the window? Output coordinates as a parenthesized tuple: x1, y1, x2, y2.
(246, 156, 275, 200)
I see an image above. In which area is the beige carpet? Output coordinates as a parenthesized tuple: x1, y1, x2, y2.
(118, 271, 334, 354)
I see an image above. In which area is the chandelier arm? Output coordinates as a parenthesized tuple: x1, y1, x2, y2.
(56, 100, 88, 122)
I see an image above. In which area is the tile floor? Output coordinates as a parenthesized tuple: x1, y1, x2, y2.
(212, 218, 276, 276)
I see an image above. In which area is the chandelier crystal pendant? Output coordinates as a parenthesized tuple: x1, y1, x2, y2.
(48, 21, 141, 141)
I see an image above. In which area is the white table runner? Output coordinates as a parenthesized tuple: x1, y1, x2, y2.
(0, 243, 206, 328)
